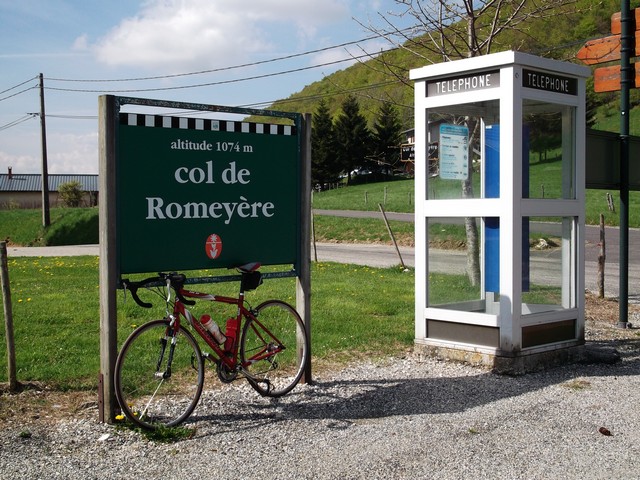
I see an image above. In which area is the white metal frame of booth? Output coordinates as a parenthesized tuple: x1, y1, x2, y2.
(410, 51, 591, 372)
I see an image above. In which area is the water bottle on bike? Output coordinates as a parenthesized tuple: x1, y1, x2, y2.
(200, 314, 226, 344)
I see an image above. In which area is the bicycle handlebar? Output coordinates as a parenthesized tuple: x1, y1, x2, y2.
(122, 272, 196, 308)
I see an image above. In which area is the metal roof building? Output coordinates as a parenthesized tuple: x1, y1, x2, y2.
(0, 173, 98, 192)
(0, 168, 98, 208)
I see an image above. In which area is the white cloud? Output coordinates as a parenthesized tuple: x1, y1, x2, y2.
(0, 151, 38, 175)
(0, 131, 98, 175)
(47, 132, 98, 174)
(92, 0, 350, 72)
(72, 34, 90, 52)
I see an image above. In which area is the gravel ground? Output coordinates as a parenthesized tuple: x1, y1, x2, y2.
(1, 342, 640, 480)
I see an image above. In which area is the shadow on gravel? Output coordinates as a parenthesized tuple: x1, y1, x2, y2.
(191, 340, 640, 431)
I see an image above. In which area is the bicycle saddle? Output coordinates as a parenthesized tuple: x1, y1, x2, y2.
(237, 262, 261, 273)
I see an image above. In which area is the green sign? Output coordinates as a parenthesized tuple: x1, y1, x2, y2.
(117, 113, 300, 274)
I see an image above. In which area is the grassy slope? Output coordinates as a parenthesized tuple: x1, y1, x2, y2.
(0, 207, 99, 246)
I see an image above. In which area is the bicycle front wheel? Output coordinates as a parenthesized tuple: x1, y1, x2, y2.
(240, 300, 308, 397)
(114, 319, 204, 429)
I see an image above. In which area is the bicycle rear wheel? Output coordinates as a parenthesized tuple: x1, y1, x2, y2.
(240, 300, 308, 397)
(114, 319, 204, 429)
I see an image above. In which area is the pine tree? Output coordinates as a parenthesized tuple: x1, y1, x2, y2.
(311, 99, 339, 188)
(334, 95, 371, 184)
(372, 102, 403, 174)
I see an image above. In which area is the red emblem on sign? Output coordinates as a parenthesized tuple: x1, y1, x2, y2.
(205, 234, 222, 259)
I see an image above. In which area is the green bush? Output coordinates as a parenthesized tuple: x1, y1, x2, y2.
(58, 181, 85, 208)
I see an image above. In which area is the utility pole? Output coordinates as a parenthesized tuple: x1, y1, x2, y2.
(39, 73, 50, 227)
(618, 0, 632, 327)
(578, 2, 637, 326)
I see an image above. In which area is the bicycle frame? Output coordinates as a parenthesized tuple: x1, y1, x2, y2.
(115, 268, 308, 429)
(169, 286, 286, 374)
(173, 289, 245, 370)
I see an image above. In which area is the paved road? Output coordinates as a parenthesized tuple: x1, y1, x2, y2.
(314, 209, 640, 265)
(313, 209, 640, 300)
(5, 244, 99, 257)
(6, 210, 638, 300)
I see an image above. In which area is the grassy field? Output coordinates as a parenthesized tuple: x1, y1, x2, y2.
(313, 179, 640, 228)
(0, 257, 416, 389)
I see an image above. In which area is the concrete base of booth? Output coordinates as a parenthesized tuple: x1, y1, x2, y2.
(413, 340, 588, 375)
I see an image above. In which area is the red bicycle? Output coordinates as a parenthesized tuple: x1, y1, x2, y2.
(114, 263, 309, 430)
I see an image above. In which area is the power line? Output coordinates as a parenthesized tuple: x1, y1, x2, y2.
(43, 49, 398, 94)
(44, 27, 417, 84)
(0, 85, 38, 102)
(2, 27, 411, 102)
(237, 79, 401, 108)
(0, 76, 38, 95)
(0, 113, 38, 132)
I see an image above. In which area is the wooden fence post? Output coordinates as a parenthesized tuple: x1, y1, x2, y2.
(378, 204, 407, 270)
(597, 213, 606, 298)
(0, 241, 17, 392)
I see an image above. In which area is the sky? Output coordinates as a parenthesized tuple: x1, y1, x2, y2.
(0, 0, 415, 175)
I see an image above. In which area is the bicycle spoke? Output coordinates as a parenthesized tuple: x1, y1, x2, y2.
(140, 378, 165, 421)
(240, 300, 308, 397)
(115, 320, 204, 429)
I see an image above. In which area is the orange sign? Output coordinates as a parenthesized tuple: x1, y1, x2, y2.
(594, 63, 640, 92)
(577, 9, 639, 92)
(576, 32, 640, 65)
(611, 9, 640, 35)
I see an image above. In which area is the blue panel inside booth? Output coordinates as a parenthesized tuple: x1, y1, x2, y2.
(485, 125, 500, 291)
(522, 126, 530, 291)
(484, 125, 530, 293)
(485, 126, 500, 199)
(485, 217, 500, 292)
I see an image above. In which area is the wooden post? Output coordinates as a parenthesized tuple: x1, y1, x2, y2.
(311, 211, 318, 263)
(0, 242, 17, 392)
(378, 203, 407, 270)
(98, 95, 119, 422)
(296, 113, 312, 384)
(597, 214, 606, 298)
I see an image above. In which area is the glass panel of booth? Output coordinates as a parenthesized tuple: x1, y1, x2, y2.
(522, 216, 578, 315)
(523, 101, 576, 200)
(427, 216, 488, 310)
(425, 100, 576, 201)
(426, 215, 578, 316)
(426, 100, 499, 200)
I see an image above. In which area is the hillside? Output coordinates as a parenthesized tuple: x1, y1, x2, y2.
(252, 0, 639, 134)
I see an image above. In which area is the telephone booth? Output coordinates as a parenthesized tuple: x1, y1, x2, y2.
(410, 51, 591, 373)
